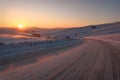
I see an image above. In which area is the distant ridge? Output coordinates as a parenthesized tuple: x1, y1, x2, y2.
(0, 22, 120, 36)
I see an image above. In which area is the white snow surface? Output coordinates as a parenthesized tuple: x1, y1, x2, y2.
(0, 39, 81, 62)
(0, 34, 43, 44)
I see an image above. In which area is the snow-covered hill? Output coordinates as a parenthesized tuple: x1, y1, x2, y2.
(49, 22, 120, 38)
(0, 34, 43, 44)
(25, 27, 64, 35)
(0, 22, 120, 44)
(0, 28, 21, 35)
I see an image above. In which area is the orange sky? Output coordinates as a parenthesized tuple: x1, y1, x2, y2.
(0, 0, 120, 29)
(0, 7, 86, 28)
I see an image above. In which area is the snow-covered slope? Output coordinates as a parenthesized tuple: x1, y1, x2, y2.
(87, 33, 120, 43)
(0, 40, 81, 65)
(0, 22, 120, 45)
(0, 34, 43, 44)
(1, 22, 120, 39)
(49, 22, 120, 38)
(25, 27, 64, 35)
(0, 27, 63, 44)
(0, 28, 21, 35)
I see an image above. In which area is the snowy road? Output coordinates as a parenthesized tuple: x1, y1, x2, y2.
(0, 38, 120, 80)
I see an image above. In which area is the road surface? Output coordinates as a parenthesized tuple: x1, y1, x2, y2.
(0, 38, 120, 80)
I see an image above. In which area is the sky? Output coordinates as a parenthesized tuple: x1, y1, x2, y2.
(0, 0, 120, 28)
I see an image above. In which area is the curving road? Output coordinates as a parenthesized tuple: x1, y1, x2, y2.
(0, 39, 120, 80)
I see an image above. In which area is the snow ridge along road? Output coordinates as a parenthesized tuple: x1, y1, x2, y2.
(0, 40, 81, 65)
(0, 38, 120, 80)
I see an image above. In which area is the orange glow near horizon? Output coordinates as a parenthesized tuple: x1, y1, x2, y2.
(0, 6, 90, 29)
(17, 24, 26, 31)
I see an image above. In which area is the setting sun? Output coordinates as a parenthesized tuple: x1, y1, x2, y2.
(18, 24, 24, 29)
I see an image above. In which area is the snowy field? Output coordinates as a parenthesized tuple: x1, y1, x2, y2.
(92, 33, 120, 41)
(86, 33, 120, 44)
(0, 34, 45, 44)
(0, 39, 81, 64)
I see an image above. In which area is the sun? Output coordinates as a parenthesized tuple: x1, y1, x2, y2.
(18, 24, 24, 29)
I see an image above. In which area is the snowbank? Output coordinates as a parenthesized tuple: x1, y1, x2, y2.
(0, 40, 81, 64)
